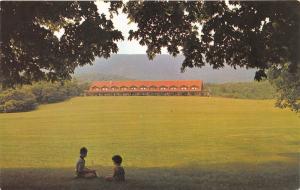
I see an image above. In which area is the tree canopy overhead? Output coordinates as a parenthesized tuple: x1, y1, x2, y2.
(121, 1, 299, 79)
(0, 1, 123, 88)
(1, 1, 299, 111)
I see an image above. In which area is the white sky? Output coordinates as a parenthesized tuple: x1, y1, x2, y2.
(95, 1, 162, 54)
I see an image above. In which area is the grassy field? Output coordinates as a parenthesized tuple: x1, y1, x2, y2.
(0, 97, 299, 190)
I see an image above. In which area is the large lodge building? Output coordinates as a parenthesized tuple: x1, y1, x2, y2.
(86, 80, 204, 96)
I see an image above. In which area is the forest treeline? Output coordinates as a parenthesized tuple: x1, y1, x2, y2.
(0, 81, 88, 113)
(205, 81, 276, 99)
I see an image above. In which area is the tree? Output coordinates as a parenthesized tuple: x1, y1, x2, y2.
(0, 1, 123, 88)
(268, 63, 300, 112)
(24, 80, 85, 104)
(0, 80, 87, 113)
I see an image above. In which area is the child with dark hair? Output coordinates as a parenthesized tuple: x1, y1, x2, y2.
(105, 155, 125, 182)
(75, 147, 97, 178)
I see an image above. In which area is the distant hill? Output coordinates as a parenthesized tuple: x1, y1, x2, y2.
(74, 54, 257, 83)
(74, 73, 133, 82)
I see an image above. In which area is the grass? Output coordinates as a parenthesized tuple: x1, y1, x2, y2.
(0, 97, 299, 189)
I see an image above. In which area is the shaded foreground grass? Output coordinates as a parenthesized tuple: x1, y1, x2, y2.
(1, 161, 298, 190)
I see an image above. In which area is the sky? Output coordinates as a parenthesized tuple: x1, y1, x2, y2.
(95, 1, 158, 54)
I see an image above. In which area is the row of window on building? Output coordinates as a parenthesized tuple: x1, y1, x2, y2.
(92, 86, 199, 91)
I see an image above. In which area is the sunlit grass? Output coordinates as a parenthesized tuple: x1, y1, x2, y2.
(0, 97, 299, 168)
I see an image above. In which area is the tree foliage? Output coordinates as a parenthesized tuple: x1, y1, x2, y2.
(206, 81, 276, 100)
(121, 1, 299, 80)
(0, 80, 87, 113)
(0, 1, 123, 88)
(0, 89, 37, 113)
(268, 64, 300, 112)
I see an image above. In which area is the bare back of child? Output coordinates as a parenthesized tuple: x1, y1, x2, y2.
(105, 155, 125, 182)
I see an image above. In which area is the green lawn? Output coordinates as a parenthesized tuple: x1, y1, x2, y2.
(0, 97, 299, 189)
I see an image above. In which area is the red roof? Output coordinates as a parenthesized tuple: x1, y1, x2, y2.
(89, 80, 203, 92)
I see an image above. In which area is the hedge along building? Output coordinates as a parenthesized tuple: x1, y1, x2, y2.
(86, 80, 204, 96)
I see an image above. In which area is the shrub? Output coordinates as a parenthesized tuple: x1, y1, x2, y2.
(0, 80, 88, 113)
(0, 89, 38, 113)
(25, 80, 86, 104)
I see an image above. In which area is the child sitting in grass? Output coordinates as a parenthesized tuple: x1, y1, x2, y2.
(75, 147, 97, 178)
(105, 155, 125, 182)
